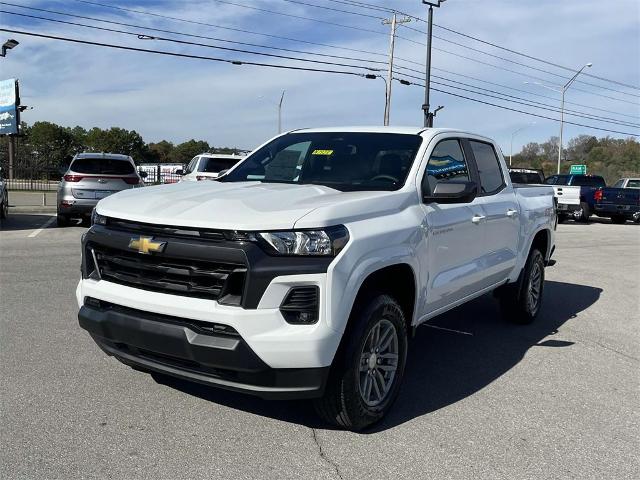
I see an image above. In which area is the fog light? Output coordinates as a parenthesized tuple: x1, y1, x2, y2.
(279, 286, 319, 324)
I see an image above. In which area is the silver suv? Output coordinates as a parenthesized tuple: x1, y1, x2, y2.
(57, 153, 144, 226)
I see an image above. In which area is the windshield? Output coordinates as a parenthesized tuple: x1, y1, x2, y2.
(198, 157, 240, 173)
(71, 157, 134, 175)
(571, 176, 605, 187)
(221, 132, 423, 191)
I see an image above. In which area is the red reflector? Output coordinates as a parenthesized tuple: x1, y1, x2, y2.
(60, 200, 75, 207)
(64, 174, 83, 182)
(122, 177, 140, 185)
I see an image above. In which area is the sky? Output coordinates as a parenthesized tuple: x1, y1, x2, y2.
(1, 0, 639, 154)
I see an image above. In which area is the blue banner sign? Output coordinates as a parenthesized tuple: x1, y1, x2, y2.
(0, 78, 19, 135)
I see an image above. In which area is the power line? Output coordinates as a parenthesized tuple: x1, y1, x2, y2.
(0, 10, 385, 73)
(5, 5, 636, 127)
(61, 0, 401, 62)
(397, 80, 639, 137)
(280, 0, 384, 20)
(323, 0, 639, 91)
(400, 23, 640, 100)
(431, 67, 640, 121)
(0, 27, 380, 78)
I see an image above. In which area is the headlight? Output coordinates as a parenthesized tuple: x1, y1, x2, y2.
(256, 226, 349, 256)
(91, 209, 107, 226)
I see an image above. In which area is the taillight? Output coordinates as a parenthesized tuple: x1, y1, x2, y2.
(122, 177, 140, 185)
(64, 174, 83, 182)
(594, 189, 603, 201)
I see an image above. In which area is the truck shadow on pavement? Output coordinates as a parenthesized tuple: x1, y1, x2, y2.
(152, 280, 602, 432)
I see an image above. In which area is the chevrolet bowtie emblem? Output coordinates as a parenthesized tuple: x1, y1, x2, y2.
(128, 236, 166, 255)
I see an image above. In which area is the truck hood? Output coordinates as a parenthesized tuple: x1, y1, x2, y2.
(96, 181, 407, 230)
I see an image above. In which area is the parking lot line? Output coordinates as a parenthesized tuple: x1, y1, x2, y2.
(27, 216, 56, 238)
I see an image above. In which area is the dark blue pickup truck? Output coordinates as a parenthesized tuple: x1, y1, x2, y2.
(544, 174, 606, 222)
(593, 178, 640, 224)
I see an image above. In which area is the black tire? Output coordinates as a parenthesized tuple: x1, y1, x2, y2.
(314, 294, 408, 431)
(499, 249, 545, 325)
(56, 213, 70, 227)
(0, 193, 8, 219)
(557, 214, 567, 223)
(611, 216, 626, 224)
(578, 202, 591, 222)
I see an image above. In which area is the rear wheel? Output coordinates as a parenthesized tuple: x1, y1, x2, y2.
(611, 216, 626, 224)
(0, 194, 8, 219)
(56, 213, 70, 227)
(578, 202, 591, 222)
(500, 248, 545, 325)
(314, 294, 408, 431)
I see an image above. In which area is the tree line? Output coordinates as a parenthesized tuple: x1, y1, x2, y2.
(1, 121, 638, 185)
(509, 134, 639, 184)
(0, 121, 245, 177)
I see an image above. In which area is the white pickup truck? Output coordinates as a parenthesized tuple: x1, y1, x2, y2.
(77, 127, 556, 430)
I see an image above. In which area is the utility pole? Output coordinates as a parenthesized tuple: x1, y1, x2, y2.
(422, 0, 446, 128)
(1, 39, 20, 180)
(382, 13, 411, 126)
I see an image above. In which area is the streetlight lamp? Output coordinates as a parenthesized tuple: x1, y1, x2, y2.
(525, 62, 592, 174)
(509, 123, 536, 166)
(0, 39, 19, 57)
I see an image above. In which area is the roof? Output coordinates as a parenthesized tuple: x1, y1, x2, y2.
(292, 126, 466, 136)
(75, 152, 131, 160)
(198, 153, 246, 159)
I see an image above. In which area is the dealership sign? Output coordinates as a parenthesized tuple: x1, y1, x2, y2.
(0, 78, 19, 135)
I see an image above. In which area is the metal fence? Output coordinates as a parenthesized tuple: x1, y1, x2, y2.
(0, 138, 184, 190)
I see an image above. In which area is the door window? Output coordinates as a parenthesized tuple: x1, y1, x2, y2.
(468, 141, 504, 194)
(422, 139, 470, 196)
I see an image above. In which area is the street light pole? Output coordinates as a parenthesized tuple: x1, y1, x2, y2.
(277, 90, 285, 134)
(510, 123, 535, 166)
(422, 0, 445, 128)
(382, 13, 411, 126)
(526, 62, 592, 174)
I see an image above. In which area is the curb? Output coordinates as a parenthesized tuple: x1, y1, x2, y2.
(9, 206, 57, 214)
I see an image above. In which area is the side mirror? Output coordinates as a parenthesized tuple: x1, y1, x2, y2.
(423, 180, 478, 204)
(138, 171, 148, 179)
(175, 169, 184, 176)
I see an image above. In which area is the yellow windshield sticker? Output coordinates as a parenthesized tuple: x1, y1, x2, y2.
(312, 149, 334, 155)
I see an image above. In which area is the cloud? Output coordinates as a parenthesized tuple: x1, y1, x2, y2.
(1, 0, 638, 154)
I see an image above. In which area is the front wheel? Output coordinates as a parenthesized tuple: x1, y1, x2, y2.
(0, 193, 8, 219)
(314, 294, 408, 431)
(500, 248, 545, 325)
(56, 213, 70, 227)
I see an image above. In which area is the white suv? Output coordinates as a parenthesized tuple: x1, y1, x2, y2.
(179, 153, 244, 182)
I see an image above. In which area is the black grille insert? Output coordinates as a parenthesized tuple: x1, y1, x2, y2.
(280, 286, 319, 324)
(89, 244, 246, 303)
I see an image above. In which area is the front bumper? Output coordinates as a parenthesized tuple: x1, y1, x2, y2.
(78, 299, 330, 399)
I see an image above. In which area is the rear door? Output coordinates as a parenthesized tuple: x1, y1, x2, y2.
(420, 137, 488, 315)
(467, 139, 520, 286)
(68, 157, 136, 199)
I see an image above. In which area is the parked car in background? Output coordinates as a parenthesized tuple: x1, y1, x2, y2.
(178, 153, 245, 181)
(544, 174, 606, 222)
(593, 178, 640, 224)
(0, 166, 8, 222)
(78, 127, 556, 430)
(138, 163, 184, 184)
(508, 167, 545, 184)
(57, 153, 145, 227)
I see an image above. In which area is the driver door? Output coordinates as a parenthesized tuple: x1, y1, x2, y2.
(418, 138, 488, 316)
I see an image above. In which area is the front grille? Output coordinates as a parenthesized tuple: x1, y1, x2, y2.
(106, 217, 226, 241)
(89, 243, 246, 303)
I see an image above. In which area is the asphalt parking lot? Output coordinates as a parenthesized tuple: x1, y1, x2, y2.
(1, 214, 638, 479)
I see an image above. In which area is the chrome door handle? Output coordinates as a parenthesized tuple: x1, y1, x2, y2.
(471, 215, 486, 224)
(506, 209, 518, 218)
